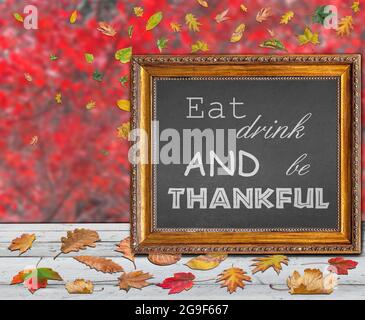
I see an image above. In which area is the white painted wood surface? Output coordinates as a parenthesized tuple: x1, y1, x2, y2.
(0, 223, 364, 300)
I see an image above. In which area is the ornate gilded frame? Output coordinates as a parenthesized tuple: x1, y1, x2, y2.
(130, 54, 361, 254)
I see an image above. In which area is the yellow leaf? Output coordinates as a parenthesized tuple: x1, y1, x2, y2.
(280, 11, 294, 24)
(117, 99, 130, 112)
(170, 22, 182, 32)
(133, 7, 144, 17)
(119, 271, 153, 292)
(217, 267, 251, 294)
(240, 4, 248, 12)
(185, 254, 227, 270)
(13, 12, 24, 22)
(185, 13, 201, 32)
(69, 10, 78, 24)
(230, 23, 246, 42)
(86, 100, 96, 110)
(337, 16, 353, 37)
(197, 0, 208, 8)
(251, 255, 289, 274)
(97, 22, 116, 36)
(55, 93, 62, 104)
(8, 234, 36, 255)
(191, 40, 209, 53)
(65, 279, 94, 294)
(351, 1, 360, 13)
(117, 122, 130, 140)
(297, 27, 320, 45)
(256, 7, 272, 23)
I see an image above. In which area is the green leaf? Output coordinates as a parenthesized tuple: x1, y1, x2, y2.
(13, 12, 23, 22)
(157, 38, 168, 52)
(93, 70, 104, 82)
(37, 268, 63, 281)
(119, 75, 128, 86)
(84, 53, 94, 63)
(146, 11, 163, 31)
(312, 5, 332, 25)
(128, 25, 134, 39)
(115, 47, 132, 64)
(50, 54, 58, 61)
(259, 39, 286, 51)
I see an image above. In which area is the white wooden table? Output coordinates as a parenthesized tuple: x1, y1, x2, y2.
(0, 223, 364, 300)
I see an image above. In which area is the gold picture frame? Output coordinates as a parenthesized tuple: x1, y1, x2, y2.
(130, 54, 361, 254)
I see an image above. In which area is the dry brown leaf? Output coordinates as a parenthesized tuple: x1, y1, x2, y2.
(65, 279, 94, 294)
(59, 228, 100, 256)
(97, 22, 116, 36)
(287, 269, 337, 294)
(115, 237, 135, 268)
(251, 255, 289, 274)
(8, 233, 36, 255)
(256, 7, 272, 22)
(185, 254, 227, 270)
(118, 271, 153, 292)
(148, 253, 181, 266)
(217, 267, 251, 294)
(74, 256, 123, 273)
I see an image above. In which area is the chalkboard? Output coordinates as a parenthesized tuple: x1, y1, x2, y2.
(153, 77, 339, 231)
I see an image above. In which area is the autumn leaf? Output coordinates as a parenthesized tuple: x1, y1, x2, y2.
(215, 9, 230, 23)
(230, 23, 246, 43)
(128, 25, 133, 38)
(133, 7, 144, 17)
(185, 254, 227, 270)
(327, 257, 358, 275)
(13, 12, 23, 22)
(185, 13, 201, 32)
(119, 271, 153, 292)
(312, 5, 332, 25)
(58, 228, 100, 257)
(74, 256, 123, 273)
(69, 10, 78, 24)
(196, 0, 208, 8)
(158, 272, 195, 294)
(170, 22, 182, 32)
(337, 16, 353, 37)
(298, 27, 320, 45)
(146, 12, 163, 31)
(217, 267, 251, 294)
(117, 100, 130, 112)
(30, 136, 38, 145)
(8, 233, 36, 255)
(115, 47, 132, 63)
(84, 53, 94, 63)
(240, 4, 248, 13)
(251, 255, 289, 275)
(86, 101, 96, 110)
(24, 73, 32, 82)
(93, 70, 104, 82)
(280, 11, 294, 24)
(148, 253, 181, 266)
(259, 38, 286, 51)
(97, 22, 116, 36)
(115, 237, 135, 268)
(11, 267, 62, 294)
(352, 1, 360, 13)
(55, 93, 62, 104)
(119, 75, 128, 86)
(65, 279, 94, 294)
(50, 54, 58, 61)
(191, 40, 209, 53)
(256, 7, 272, 23)
(287, 269, 337, 294)
(117, 122, 130, 139)
(157, 38, 169, 52)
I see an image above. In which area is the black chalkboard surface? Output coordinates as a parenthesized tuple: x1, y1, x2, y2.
(153, 77, 339, 231)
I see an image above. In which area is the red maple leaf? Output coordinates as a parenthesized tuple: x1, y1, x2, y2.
(327, 257, 358, 275)
(157, 272, 195, 294)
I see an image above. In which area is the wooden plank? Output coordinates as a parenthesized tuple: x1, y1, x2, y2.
(0, 224, 129, 232)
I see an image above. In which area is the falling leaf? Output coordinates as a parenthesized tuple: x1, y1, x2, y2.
(146, 11, 163, 31)
(117, 100, 130, 112)
(185, 254, 227, 270)
(69, 10, 78, 24)
(196, 0, 208, 8)
(352, 1, 360, 13)
(13, 12, 23, 22)
(84, 53, 94, 63)
(280, 11, 294, 24)
(312, 5, 332, 25)
(59, 228, 100, 255)
(30, 136, 38, 146)
(55, 93, 62, 104)
(185, 13, 201, 32)
(11, 268, 62, 294)
(65, 279, 94, 294)
(8, 234, 35, 255)
(217, 267, 251, 294)
(97, 22, 116, 36)
(128, 25, 133, 38)
(133, 7, 144, 17)
(215, 9, 230, 23)
(93, 70, 104, 82)
(259, 38, 286, 51)
(117, 122, 130, 140)
(119, 75, 128, 86)
(267, 29, 275, 37)
(240, 4, 248, 12)
(115, 237, 135, 267)
(256, 7, 272, 23)
(148, 253, 181, 266)
(230, 23, 246, 42)
(157, 38, 168, 52)
(115, 47, 132, 63)
(298, 27, 320, 45)
(74, 256, 123, 273)
(287, 269, 337, 294)
(191, 40, 209, 53)
(24, 73, 32, 82)
(251, 255, 289, 274)
(170, 22, 182, 32)
(327, 257, 358, 275)
(85, 101, 96, 110)
(158, 272, 195, 294)
(337, 16, 353, 37)
(50, 54, 58, 61)
(119, 271, 153, 292)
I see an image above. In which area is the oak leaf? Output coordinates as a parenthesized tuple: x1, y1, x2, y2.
(59, 228, 100, 255)
(185, 254, 227, 270)
(148, 253, 181, 266)
(146, 12, 163, 31)
(251, 255, 289, 274)
(215, 9, 230, 23)
(256, 7, 272, 23)
(230, 23, 246, 43)
(115, 237, 135, 268)
(74, 256, 123, 273)
(158, 272, 195, 294)
(8, 233, 36, 255)
(65, 279, 94, 294)
(327, 257, 358, 275)
(337, 16, 353, 37)
(185, 14, 201, 32)
(298, 27, 320, 45)
(280, 11, 294, 24)
(119, 271, 153, 292)
(217, 267, 251, 294)
(97, 22, 116, 36)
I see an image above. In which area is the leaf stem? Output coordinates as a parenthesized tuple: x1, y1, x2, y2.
(301, 262, 328, 266)
(53, 252, 62, 260)
(36, 257, 42, 268)
(194, 278, 216, 283)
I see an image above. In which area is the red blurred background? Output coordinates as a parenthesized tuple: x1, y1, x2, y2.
(0, 0, 364, 222)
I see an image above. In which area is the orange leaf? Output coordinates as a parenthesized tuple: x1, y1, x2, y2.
(65, 279, 94, 294)
(251, 255, 289, 274)
(115, 237, 135, 267)
(74, 256, 123, 273)
(148, 253, 181, 266)
(8, 233, 36, 255)
(119, 271, 153, 292)
(59, 228, 100, 255)
(217, 267, 251, 293)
